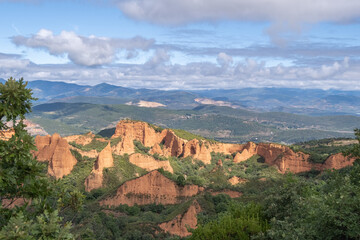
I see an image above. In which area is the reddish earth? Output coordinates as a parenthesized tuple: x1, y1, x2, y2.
(110, 120, 245, 164)
(85, 142, 114, 192)
(228, 176, 248, 185)
(100, 170, 203, 206)
(34, 133, 77, 179)
(230, 141, 355, 173)
(159, 200, 202, 237)
(322, 153, 357, 170)
(129, 153, 174, 173)
(64, 132, 95, 145)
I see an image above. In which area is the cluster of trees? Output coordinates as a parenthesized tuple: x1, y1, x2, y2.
(0, 78, 83, 239)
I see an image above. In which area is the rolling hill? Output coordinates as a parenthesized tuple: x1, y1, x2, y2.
(2, 78, 359, 115)
(28, 102, 360, 144)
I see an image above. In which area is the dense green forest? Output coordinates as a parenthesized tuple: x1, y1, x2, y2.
(1, 78, 360, 239)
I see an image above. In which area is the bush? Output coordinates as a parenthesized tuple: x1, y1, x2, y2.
(134, 140, 150, 154)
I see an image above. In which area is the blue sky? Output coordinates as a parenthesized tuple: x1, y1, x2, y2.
(0, 0, 360, 90)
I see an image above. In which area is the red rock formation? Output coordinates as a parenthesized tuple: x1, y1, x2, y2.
(129, 153, 173, 173)
(228, 176, 248, 185)
(210, 142, 245, 155)
(34, 133, 77, 179)
(109, 120, 245, 164)
(255, 143, 323, 173)
(106, 120, 358, 174)
(322, 153, 356, 170)
(162, 130, 186, 157)
(85, 143, 114, 192)
(69, 145, 98, 158)
(159, 200, 202, 237)
(183, 139, 212, 164)
(100, 170, 203, 206)
(233, 142, 257, 163)
(64, 132, 94, 145)
(112, 120, 163, 147)
(149, 143, 164, 155)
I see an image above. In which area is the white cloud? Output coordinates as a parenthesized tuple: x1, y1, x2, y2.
(1, 50, 358, 90)
(116, 0, 360, 25)
(217, 52, 233, 67)
(145, 49, 170, 67)
(11, 29, 154, 66)
(115, 0, 360, 43)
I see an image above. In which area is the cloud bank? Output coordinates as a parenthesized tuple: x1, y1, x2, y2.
(1, 50, 357, 90)
(116, 0, 360, 25)
(12, 29, 154, 66)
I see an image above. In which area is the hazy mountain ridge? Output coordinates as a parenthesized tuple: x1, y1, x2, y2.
(2, 78, 359, 115)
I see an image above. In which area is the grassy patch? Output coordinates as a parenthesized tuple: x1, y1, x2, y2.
(290, 138, 354, 164)
(148, 123, 164, 133)
(110, 137, 122, 147)
(60, 151, 96, 191)
(102, 154, 147, 190)
(133, 140, 150, 154)
(171, 128, 209, 141)
(70, 139, 108, 152)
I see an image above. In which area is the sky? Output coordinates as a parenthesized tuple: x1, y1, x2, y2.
(0, 0, 360, 90)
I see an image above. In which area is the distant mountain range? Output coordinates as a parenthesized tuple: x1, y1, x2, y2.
(1, 78, 359, 116)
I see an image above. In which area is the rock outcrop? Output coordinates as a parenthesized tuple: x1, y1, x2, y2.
(69, 145, 98, 158)
(129, 153, 173, 173)
(233, 142, 257, 163)
(183, 139, 212, 164)
(85, 143, 114, 192)
(100, 170, 203, 206)
(149, 143, 164, 155)
(322, 153, 356, 170)
(161, 130, 186, 157)
(228, 176, 248, 185)
(108, 120, 357, 174)
(159, 200, 202, 237)
(64, 132, 95, 145)
(256, 143, 322, 173)
(34, 133, 77, 179)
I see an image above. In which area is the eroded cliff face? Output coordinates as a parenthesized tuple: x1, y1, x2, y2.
(129, 153, 173, 173)
(85, 143, 114, 192)
(110, 120, 244, 164)
(161, 130, 186, 157)
(159, 200, 202, 237)
(112, 121, 163, 147)
(183, 139, 211, 164)
(233, 142, 257, 163)
(231, 142, 321, 173)
(35, 133, 77, 179)
(72, 120, 356, 175)
(100, 170, 203, 206)
(64, 132, 95, 146)
(322, 153, 356, 170)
